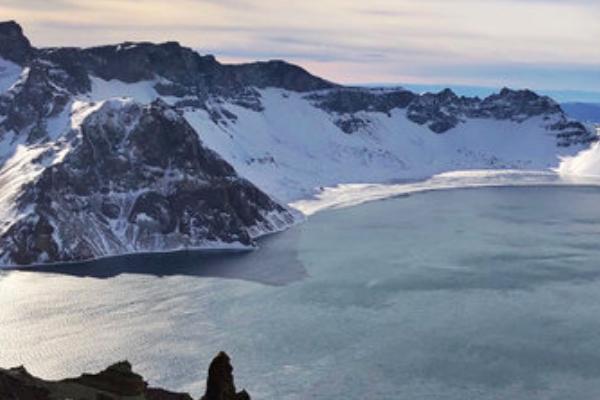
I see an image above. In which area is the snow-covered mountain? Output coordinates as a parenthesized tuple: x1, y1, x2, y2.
(0, 22, 298, 266)
(0, 20, 595, 266)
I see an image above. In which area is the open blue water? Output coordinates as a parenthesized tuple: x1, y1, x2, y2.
(2, 186, 600, 399)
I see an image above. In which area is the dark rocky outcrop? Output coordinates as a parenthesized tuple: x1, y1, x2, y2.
(0, 59, 71, 140)
(0, 352, 246, 400)
(40, 42, 334, 94)
(83, 42, 218, 85)
(35, 39, 335, 105)
(311, 86, 595, 140)
(62, 361, 150, 396)
(224, 60, 334, 93)
(308, 87, 416, 115)
(0, 366, 51, 400)
(201, 352, 250, 400)
(0, 99, 295, 266)
(0, 20, 34, 64)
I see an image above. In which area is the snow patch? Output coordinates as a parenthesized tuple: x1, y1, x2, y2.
(88, 76, 159, 103)
(70, 100, 105, 128)
(0, 57, 22, 95)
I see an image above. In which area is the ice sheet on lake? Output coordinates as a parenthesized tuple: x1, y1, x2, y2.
(291, 169, 600, 215)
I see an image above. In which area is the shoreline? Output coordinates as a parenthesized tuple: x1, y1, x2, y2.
(0, 208, 303, 270)
(290, 169, 600, 216)
(4, 169, 600, 270)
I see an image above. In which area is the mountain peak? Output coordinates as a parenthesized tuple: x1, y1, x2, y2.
(485, 87, 560, 112)
(436, 87, 458, 100)
(229, 58, 337, 92)
(0, 20, 34, 64)
(0, 20, 23, 35)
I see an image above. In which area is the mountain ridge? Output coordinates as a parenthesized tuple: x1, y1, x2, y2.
(0, 20, 590, 138)
(0, 20, 596, 266)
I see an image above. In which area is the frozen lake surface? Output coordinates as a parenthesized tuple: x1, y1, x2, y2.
(3, 186, 600, 399)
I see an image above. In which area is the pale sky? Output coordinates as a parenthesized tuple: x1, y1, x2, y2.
(1, 0, 599, 94)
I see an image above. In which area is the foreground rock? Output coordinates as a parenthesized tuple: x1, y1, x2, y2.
(0, 352, 249, 400)
(201, 352, 250, 400)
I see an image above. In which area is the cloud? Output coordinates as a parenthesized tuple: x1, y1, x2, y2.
(0, 0, 598, 94)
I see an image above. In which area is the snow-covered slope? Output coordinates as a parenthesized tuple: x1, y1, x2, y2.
(0, 97, 296, 266)
(0, 20, 596, 265)
(0, 57, 21, 95)
(83, 77, 595, 202)
(181, 88, 592, 201)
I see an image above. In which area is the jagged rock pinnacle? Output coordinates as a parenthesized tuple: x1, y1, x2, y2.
(0, 20, 34, 64)
(202, 352, 251, 400)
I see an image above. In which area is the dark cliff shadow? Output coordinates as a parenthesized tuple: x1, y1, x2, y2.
(7, 229, 309, 286)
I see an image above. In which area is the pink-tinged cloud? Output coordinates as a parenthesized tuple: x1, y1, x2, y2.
(1, 0, 598, 93)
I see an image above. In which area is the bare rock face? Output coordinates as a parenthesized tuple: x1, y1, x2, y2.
(0, 366, 52, 400)
(312, 86, 595, 140)
(0, 20, 34, 64)
(202, 352, 251, 400)
(0, 352, 248, 400)
(0, 361, 192, 400)
(0, 99, 296, 266)
(0, 59, 71, 140)
(62, 361, 149, 396)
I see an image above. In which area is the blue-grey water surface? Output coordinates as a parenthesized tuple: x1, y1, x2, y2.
(2, 186, 600, 399)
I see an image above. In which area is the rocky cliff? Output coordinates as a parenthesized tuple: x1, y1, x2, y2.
(0, 352, 249, 400)
(0, 21, 299, 266)
(0, 98, 295, 265)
